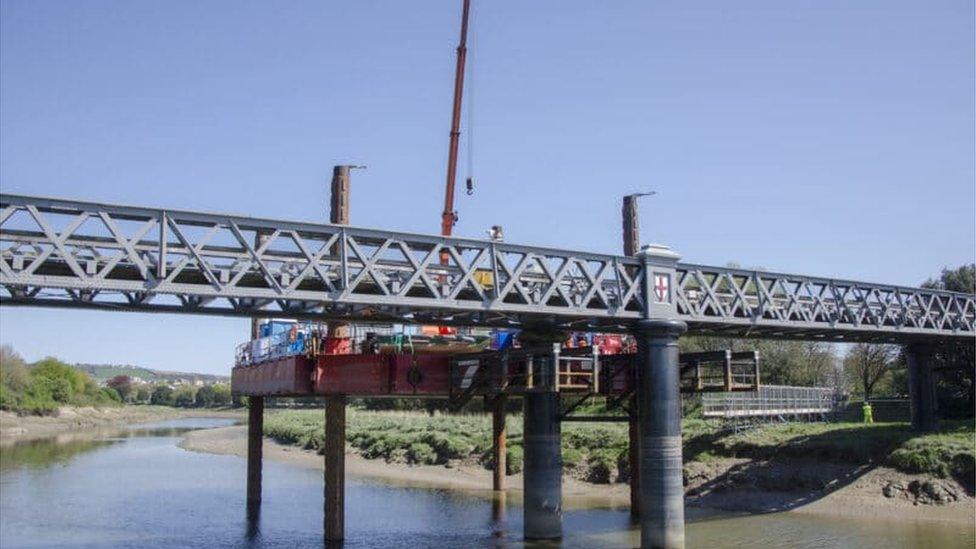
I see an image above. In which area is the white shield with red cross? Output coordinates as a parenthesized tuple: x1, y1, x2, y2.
(654, 273, 670, 303)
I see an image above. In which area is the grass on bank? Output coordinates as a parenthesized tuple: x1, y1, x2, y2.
(264, 408, 975, 487)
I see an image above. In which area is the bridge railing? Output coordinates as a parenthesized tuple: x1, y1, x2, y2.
(1, 193, 973, 341)
(674, 264, 976, 340)
(0, 193, 646, 326)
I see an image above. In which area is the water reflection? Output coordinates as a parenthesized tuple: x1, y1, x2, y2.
(0, 418, 972, 549)
(0, 418, 238, 472)
(0, 437, 115, 472)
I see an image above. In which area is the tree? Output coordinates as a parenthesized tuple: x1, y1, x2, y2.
(106, 375, 134, 402)
(173, 385, 197, 407)
(923, 264, 975, 294)
(135, 385, 152, 403)
(844, 344, 899, 400)
(195, 384, 216, 407)
(212, 384, 232, 406)
(921, 264, 975, 417)
(0, 344, 29, 393)
(151, 385, 174, 406)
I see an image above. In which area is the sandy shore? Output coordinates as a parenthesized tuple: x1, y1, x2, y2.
(0, 406, 244, 445)
(181, 424, 975, 523)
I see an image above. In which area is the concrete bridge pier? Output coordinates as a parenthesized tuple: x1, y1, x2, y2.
(633, 319, 687, 549)
(523, 389, 562, 539)
(906, 344, 937, 432)
(628, 396, 640, 521)
(631, 243, 688, 549)
(521, 337, 564, 540)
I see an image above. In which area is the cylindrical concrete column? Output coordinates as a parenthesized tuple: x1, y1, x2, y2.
(633, 319, 687, 549)
(907, 344, 937, 432)
(628, 400, 640, 521)
(523, 386, 562, 539)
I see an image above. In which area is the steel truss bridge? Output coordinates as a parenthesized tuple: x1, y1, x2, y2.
(1, 193, 973, 344)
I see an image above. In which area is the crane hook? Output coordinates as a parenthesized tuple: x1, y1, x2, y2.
(465, 177, 474, 196)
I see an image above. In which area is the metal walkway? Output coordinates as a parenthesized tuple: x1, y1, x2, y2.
(1, 193, 973, 343)
(701, 385, 836, 419)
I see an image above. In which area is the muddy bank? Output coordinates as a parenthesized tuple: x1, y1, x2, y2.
(181, 424, 974, 522)
(181, 425, 631, 511)
(684, 457, 975, 524)
(0, 406, 244, 444)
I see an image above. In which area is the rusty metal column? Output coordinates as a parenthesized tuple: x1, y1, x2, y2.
(622, 192, 648, 522)
(246, 233, 268, 517)
(328, 165, 352, 347)
(324, 395, 346, 541)
(634, 244, 686, 549)
(522, 338, 563, 540)
(907, 344, 937, 432)
(246, 395, 264, 510)
(492, 395, 507, 491)
(324, 165, 352, 542)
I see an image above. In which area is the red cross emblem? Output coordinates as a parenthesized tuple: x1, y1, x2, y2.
(654, 274, 670, 302)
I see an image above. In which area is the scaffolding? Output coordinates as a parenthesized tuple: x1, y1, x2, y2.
(702, 384, 838, 420)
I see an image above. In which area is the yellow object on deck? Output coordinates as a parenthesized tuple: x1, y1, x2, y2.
(473, 270, 494, 289)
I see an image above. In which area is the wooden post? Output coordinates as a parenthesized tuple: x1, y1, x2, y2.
(492, 395, 507, 491)
(324, 395, 346, 541)
(628, 396, 640, 521)
(247, 396, 264, 508)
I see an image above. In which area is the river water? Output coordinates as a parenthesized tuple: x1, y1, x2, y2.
(0, 418, 972, 548)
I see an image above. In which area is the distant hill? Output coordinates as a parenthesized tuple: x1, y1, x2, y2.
(74, 363, 230, 384)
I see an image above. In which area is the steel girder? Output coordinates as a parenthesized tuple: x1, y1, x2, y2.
(0, 193, 973, 343)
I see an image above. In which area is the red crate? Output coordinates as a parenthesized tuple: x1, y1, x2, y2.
(232, 356, 314, 396)
(315, 354, 391, 395)
(388, 354, 452, 395)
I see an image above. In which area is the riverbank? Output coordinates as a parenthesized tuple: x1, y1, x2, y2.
(0, 405, 244, 444)
(181, 424, 632, 510)
(182, 419, 975, 523)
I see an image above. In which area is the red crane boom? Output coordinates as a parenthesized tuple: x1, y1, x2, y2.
(440, 0, 471, 237)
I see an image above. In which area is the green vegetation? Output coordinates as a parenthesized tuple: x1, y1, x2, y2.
(144, 382, 232, 408)
(685, 420, 975, 486)
(0, 345, 233, 414)
(0, 346, 121, 415)
(264, 408, 975, 487)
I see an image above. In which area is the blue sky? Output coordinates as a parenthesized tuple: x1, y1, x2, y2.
(1, 1, 973, 374)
